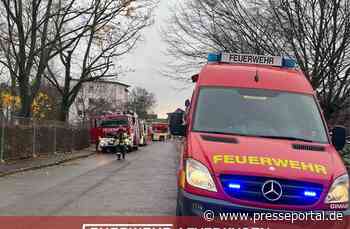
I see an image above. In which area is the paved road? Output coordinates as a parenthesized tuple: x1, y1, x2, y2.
(0, 141, 179, 216)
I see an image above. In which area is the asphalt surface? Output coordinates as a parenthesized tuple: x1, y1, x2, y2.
(1, 141, 349, 217)
(0, 141, 179, 216)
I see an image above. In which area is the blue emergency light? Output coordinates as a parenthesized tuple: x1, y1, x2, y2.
(282, 57, 297, 68)
(207, 53, 221, 63)
(228, 183, 241, 190)
(304, 191, 317, 197)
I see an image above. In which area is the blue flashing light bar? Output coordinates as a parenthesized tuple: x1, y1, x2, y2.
(207, 52, 297, 68)
(282, 57, 297, 68)
(207, 53, 221, 63)
(304, 191, 317, 197)
(228, 183, 241, 189)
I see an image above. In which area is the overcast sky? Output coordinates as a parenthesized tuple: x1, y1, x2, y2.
(119, 0, 194, 118)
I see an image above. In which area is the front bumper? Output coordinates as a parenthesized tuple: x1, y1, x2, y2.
(153, 134, 169, 140)
(178, 189, 269, 216)
(178, 189, 350, 216)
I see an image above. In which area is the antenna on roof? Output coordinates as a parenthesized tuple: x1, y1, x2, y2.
(254, 70, 260, 82)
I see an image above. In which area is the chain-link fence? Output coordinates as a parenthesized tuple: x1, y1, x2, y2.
(0, 117, 90, 162)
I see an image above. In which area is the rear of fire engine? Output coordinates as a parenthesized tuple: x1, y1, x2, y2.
(171, 53, 348, 216)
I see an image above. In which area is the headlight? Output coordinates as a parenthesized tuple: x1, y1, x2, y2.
(99, 138, 112, 146)
(325, 174, 349, 204)
(186, 158, 217, 192)
(99, 140, 107, 146)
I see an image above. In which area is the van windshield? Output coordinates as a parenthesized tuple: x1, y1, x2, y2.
(193, 87, 328, 143)
(100, 118, 128, 127)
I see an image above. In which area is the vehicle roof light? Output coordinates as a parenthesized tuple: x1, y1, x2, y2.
(207, 52, 297, 68)
(282, 57, 297, 68)
(207, 53, 221, 63)
(221, 53, 282, 66)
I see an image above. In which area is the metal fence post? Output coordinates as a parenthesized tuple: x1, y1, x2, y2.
(71, 125, 74, 153)
(53, 123, 57, 154)
(32, 119, 37, 158)
(0, 118, 5, 163)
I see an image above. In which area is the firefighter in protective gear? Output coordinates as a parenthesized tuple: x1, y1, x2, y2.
(114, 130, 128, 160)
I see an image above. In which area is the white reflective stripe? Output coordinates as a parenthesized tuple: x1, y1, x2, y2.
(221, 53, 282, 66)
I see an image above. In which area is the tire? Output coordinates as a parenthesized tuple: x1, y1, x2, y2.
(96, 142, 102, 153)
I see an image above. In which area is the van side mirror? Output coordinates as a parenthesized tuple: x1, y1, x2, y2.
(331, 126, 346, 151)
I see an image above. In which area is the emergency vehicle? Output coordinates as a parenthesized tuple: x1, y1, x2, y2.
(90, 112, 141, 152)
(171, 53, 348, 215)
(138, 120, 150, 146)
(151, 123, 170, 141)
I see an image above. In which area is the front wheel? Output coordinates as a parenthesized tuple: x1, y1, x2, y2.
(96, 142, 102, 153)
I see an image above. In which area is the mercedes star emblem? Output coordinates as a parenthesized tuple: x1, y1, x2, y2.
(262, 180, 283, 202)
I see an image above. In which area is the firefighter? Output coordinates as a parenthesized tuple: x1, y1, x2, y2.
(115, 129, 128, 160)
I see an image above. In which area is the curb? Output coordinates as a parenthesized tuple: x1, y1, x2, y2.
(0, 151, 96, 178)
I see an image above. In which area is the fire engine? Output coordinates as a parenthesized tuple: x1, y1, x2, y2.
(151, 123, 170, 141)
(90, 112, 141, 152)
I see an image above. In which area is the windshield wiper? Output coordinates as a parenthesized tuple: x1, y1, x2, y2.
(255, 135, 314, 143)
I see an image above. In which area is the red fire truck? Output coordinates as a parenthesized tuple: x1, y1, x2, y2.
(151, 123, 170, 141)
(90, 112, 141, 152)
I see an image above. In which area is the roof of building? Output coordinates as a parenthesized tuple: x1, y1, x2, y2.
(167, 108, 185, 115)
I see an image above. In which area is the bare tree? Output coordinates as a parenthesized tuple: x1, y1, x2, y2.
(46, 0, 157, 121)
(164, 0, 350, 120)
(126, 87, 156, 119)
(0, 0, 94, 117)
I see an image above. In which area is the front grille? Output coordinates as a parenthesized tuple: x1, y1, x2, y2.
(220, 175, 323, 206)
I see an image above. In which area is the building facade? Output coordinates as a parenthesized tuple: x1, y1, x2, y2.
(69, 80, 130, 122)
